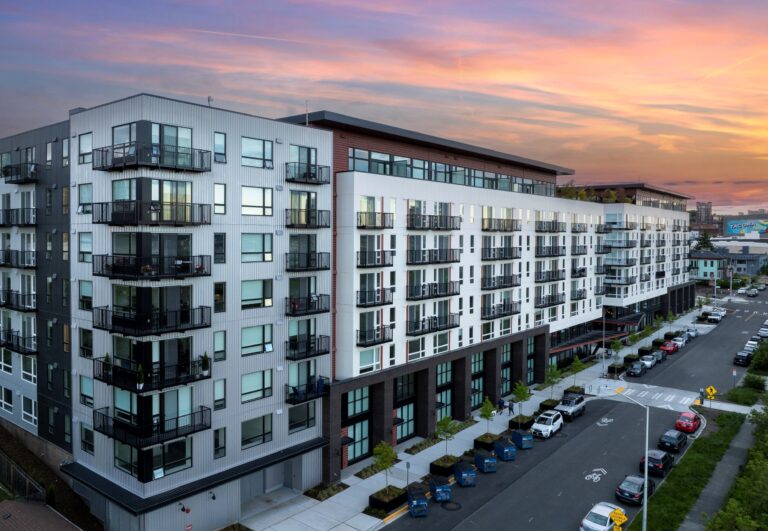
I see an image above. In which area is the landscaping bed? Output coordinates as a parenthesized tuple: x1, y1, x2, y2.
(724, 373, 765, 406)
(429, 454, 459, 476)
(404, 419, 477, 455)
(304, 482, 349, 501)
(355, 458, 401, 479)
(473, 433, 499, 451)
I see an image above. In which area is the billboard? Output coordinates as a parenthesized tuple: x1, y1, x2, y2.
(724, 218, 768, 236)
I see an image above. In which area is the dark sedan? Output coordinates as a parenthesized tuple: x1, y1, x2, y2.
(639, 449, 674, 477)
(658, 429, 688, 453)
(734, 351, 752, 366)
(615, 474, 656, 505)
(626, 362, 647, 377)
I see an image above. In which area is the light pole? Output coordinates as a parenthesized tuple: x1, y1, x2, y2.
(616, 388, 650, 531)
(601, 310, 606, 377)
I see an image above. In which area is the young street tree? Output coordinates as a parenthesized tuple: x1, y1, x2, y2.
(545, 365, 563, 399)
(512, 380, 532, 429)
(373, 441, 397, 487)
(480, 396, 495, 433)
(570, 356, 586, 385)
(434, 415, 455, 456)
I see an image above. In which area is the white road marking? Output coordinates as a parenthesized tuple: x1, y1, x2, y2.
(638, 391, 649, 398)
(680, 397, 693, 405)
(664, 394, 676, 402)
(624, 389, 636, 396)
(652, 392, 663, 400)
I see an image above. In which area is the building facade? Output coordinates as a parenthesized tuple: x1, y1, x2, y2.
(689, 250, 727, 282)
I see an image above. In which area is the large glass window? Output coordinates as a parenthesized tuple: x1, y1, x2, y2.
(214, 233, 226, 263)
(79, 280, 92, 311)
(241, 186, 273, 216)
(289, 402, 316, 433)
(214, 132, 226, 163)
(347, 419, 369, 462)
(214, 282, 226, 313)
(214, 330, 226, 361)
(436, 389, 452, 421)
(114, 440, 138, 477)
(214, 428, 226, 459)
(0, 350, 11, 374)
(241, 280, 273, 309)
(62, 138, 69, 167)
(396, 403, 414, 442)
(347, 387, 369, 417)
(214, 379, 226, 410)
(113, 388, 137, 423)
(241, 325, 273, 355)
(22, 397, 37, 426)
(241, 137, 273, 168)
(241, 370, 272, 403)
(0, 386, 12, 412)
(79, 328, 93, 358)
(78, 183, 93, 214)
(437, 362, 452, 387)
(152, 438, 192, 479)
(241, 234, 273, 262)
(22, 356, 36, 384)
(359, 348, 380, 374)
(214, 183, 226, 214)
(78, 232, 92, 263)
(78, 133, 92, 164)
(241, 414, 272, 449)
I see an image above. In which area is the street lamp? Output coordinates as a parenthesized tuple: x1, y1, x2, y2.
(601, 309, 606, 377)
(615, 388, 650, 531)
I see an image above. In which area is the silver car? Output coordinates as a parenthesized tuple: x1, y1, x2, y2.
(640, 355, 657, 369)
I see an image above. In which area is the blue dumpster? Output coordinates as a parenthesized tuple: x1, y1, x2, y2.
(453, 461, 477, 487)
(407, 485, 429, 517)
(429, 476, 452, 503)
(494, 439, 517, 461)
(474, 450, 497, 473)
(510, 430, 533, 450)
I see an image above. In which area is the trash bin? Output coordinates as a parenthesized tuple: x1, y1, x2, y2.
(510, 430, 534, 450)
(453, 461, 477, 487)
(429, 476, 452, 503)
(494, 439, 517, 461)
(407, 484, 429, 517)
(474, 450, 497, 473)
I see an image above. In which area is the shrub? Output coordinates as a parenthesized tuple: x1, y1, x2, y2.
(725, 387, 762, 406)
(565, 385, 585, 395)
(538, 398, 559, 412)
(750, 346, 768, 373)
(623, 354, 640, 366)
(743, 374, 766, 392)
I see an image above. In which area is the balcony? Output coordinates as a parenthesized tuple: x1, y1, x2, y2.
(285, 162, 330, 185)
(672, 225, 683, 232)
(640, 223, 653, 231)
(93, 357, 210, 393)
(604, 258, 637, 267)
(482, 218, 521, 232)
(481, 275, 520, 290)
(656, 255, 666, 263)
(285, 376, 330, 405)
(673, 267, 681, 275)
(2, 162, 39, 184)
(571, 223, 588, 233)
(608, 222, 638, 230)
(595, 224, 612, 234)
(285, 335, 330, 361)
(357, 250, 394, 268)
(535, 221, 567, 233)
(92, 201, 211, 226)
(594, 285, 606, 295)
(535, 246, 566, 258)
(673, 253, 682, 261)
(92, 142, 211, 172)
(656, 271, 666, 279)
(406, 281, 460, 301)
(595, 264, 606, 275)
(609, 240, 638, 249)
(0, 331, 37, 355)
(656, 224, 667, 231)
(639, 255, 652, 265)
(0, 250, 36, 269)
(572, 245, 588, 255)
(356, 326, 394, 347)
(481, 301, 521, 320)
(285, 209, 331, 229)
(535, 269, 566, 283)
(571, 267, 588, 278)
(656, 239, 667, 247)
(93, 255, 211, 280)
(0, 291, 36, 312)
(285, 252, 331, 272)
(534, 294, 566, 308)
(406, 248, 460, 265)
(406, 214, 461, 231)
(640, 273, 651, 282)
(285, 295, 330, 316)
(93, 406, 211, 449)
(640, 239, 653, 248)
(0, 209, 36, 227)
(357, 288, 394, 307)
(93, 306, 211, 336)
(605, 276, 637, 285)
(406, 314, 460, 336)
(481, 247, 521, 261)
(571, 288, 587, 301)
(357, 212, 394, 229)
(595, 244, 611, 254)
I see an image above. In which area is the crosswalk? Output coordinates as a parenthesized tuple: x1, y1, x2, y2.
(622, 387, 695, 406)
(588, 379, 699, 412)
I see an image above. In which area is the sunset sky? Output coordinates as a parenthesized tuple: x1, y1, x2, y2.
(1, 0, 766, 211)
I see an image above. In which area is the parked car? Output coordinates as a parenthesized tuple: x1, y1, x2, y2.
(758, 328, 768, 339)
(659, 341, 679, 354)
(554, 393, 586, 421)
(627, 362, 647, 377)
(639, 449, 675, 477)
(707, 313, 722, 323)
(748, 289, 759, 297)
(652, 350, 667, 363)
(745, 340, 759, 351)
(580, 502, 626, 531)
(758, 284, 766, 291)
(531, 410, 563, 439)
(751, 335, 763, 344)
(672, 336, 687, 349)
(658, 429, 688, 453)
(734, 351, 753, 366)
(744, 343, 758, 354)
(675, 412, 702, 433)
(737, 287, 748, 295)
(685, 327, 699, 339)
(640, 355, 657, 369)
(615, 474, 656, 506)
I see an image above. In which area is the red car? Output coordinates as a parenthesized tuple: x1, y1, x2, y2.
(675, 412, 701, 433)
(659, 342, 679, 354)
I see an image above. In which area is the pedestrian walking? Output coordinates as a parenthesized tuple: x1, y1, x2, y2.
(508, 401, 514, 416)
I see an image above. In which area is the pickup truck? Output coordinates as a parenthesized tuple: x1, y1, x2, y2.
(554, 393, 586, 420)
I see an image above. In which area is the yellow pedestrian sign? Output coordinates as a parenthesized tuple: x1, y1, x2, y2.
(706, 385, 717, 400)
(610, 508, 627, 525)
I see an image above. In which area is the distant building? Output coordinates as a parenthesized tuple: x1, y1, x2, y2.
(712, 243, 768, 277)
(696, 202, 713, 224)
(689, 250, 726, 282)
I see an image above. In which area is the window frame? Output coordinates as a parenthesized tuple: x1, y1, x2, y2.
(21, 355, 36, 384)
(241, 414, 273, 449)
(78, 232, 92, 263)
(241, 233, 273, 263)
(213, 330, 226, 361)
(241, 186, 273, 216)
(214, 379, 226, 410)
(288, 401, 316, 434)
(214, 132, 226, 163)
(79, 328, 93, 358)
(214, 233, 226, 264)
(0, 349, 11, 374)
(80, 375, 94, 407)
(241, 137, 274, 168)
(78, 183, 93, 214)
(0, 386, 12, 412)
(62, 138, 69, 167)
(78, 132, 93, 164)
(241, 279, 273, 309)
(241, 324, 273, 356)
(81, 424, 94, 454)
(214, 282, 226, 313)
(214, 183, 226, 214)
(22, 396, 37, 426)
(214, 427, 226, 459)
(241, 370, 273, 403)
(79, 280, 93, 311)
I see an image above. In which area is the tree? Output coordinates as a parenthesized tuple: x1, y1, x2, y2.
(372, 441, 397, 487)
(666, 310, 676, 331)
(696, 231, 715, 251)
(570, 356, 586, 385)
(480, 396, 495, 433)
(545, 365, 562, 399)
(577, 189, 588, 201)
(434, 416, 454, 456)
(610, 339, 623, 356)
(559, 180, 577, 199)
(511, 380, 532, 429)
(602, 189, 618, 203)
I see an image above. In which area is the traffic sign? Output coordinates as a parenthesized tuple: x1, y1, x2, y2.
(610, 507, 628, 525)
(614, 526, 623, 531)
(706, 385, 718, 400)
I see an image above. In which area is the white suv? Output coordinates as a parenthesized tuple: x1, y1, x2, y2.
(672, 336, 687, 348)
(531, 410, 563, 439)
(738, 287, 748, 295)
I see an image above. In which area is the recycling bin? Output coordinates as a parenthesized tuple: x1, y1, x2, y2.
(407, 484, 429, 517)
(474, 450, 497, 473)
(511, 430, 533, 450)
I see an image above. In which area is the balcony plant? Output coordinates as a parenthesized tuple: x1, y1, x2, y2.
(140, 264, 154, 276)
(102, 353, 112, 378)
(136, 364, 144, 391)
(201, 352, 210, 377)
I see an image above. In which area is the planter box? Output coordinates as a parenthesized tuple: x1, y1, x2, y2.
(565, 385, 585, 395)
(538, 399, 559, 413)
(473, 434, 500, 452)
(608, 363, 624, 375)
(509, 416, 534, 430)
(429, 456, 459, 477)
(652, 339, 665, 348)
(368, 487, 407, 513)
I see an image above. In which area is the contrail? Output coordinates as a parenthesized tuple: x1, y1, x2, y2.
(187, 28, 316, 46)
(703, 49, 767, 79)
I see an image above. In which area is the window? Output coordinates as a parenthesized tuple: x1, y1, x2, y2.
(62, 232, 69, 261)
(47, 363, 54, 390)
(79, 280, 92, 311)
(78, 183, 92, 214)
(46, 320, 53, 347)
(46, 277, 52, 303)
(0, 386, 12, 412)
(359, 348, 380, 374)
(241, 186, 273, 216)
(241, 325, 273, 356)
(214, 233, 225, 263)
(214, 183, 226, 214)
(22, 397, 37, 426)
(214, 132, 226, 163)
(62, 278, 69, 305)
(289, 402, 316, 433)
(80, 376, 93, 407)
(81, 424, 94, 454)
(63, 324, 70, 353)
(78, 232, 92, 263)
(78, 132, 92, 164)
(63, 369, 71, 399)
(241, 414, 272, 449)
(62, 187, 69, 215)
(347, 387, 369, 417)
(45, 189, 52, 215)
(241, 234, 273, 262)
(241, 370, 272, 402)
(62, 138, 69, 167)
(241, 280, 273, 309)
(214, 379, 226, 410)
(114, 441, 138, 477)
(64, 415, 71, 444)
(241, 137, 273, 168)
(214, 282, 226, 313)
(46, 233, 52, 259)
(79, 328, 93, 358)
(114, 388, 137, 423)
(214, 427, 226, 459)
(22, 356, 36, 384)
(0, 152, 9, 174)
(214, 331, 226, 361)
(437, 362, 452, 387)
(0, 350, 11, 374)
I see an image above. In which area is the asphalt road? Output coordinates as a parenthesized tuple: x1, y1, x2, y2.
(387, 401, 679, 531)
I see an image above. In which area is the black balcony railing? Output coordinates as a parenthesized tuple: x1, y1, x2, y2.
(2, 162, 39, 184)
(93, 255, 211, 280)
(0, 331, 37, 355)
(285, 252, 331, 271)
(481, 301, 521, 320)
(406, 248, 461, 265)
(594, 285, 606, 295)
(481, 275, 520, 290)
(356, 212, 394, 229)
(93, 357, 210, 392)
(285, 335, 330, 361)
(356, 326, 394, 347)
(357, 250, 395, 268)
(672, 225, 683, 232)
(571, 267, 588, 278)
(605, 276, 637, 285)
(673, 267, 681, 275)
(656, 224, 667, 231)
(640, 273, 651, 282)
(535, 246, 566, 257)
(482, 218, 521, 232)
(406, 281, 460, 300)
(357, 288, 394, 307)
(535, 270, 567, 283)
(656, 239, 667, 247)
(595, 264, 606, 275)
(535, 221, 567, 233)
(481, 247, 521, 261)
(285, 162, 331, 185)
(0, 250, 36, 268)
(656, 255, 666, 263)
(534, 294, 566, 308)
(571, 288, 587, 301)
(609, 240, 638, 249)
(673, 253, 682, 261)
(92, 142, 211, 172)
(92, 201, 211, 226)
(406, 314, 460, 336)
(608, 222, 638, 230)
(285, 295, 330, 316)
(604, 258, 637, 267)
(285, 209, 331, 228)
(595, 224, 612, 234)
(93, 306, 211, 336)
(571, 245, 588, 255)
(640, 256, 652, 265)
(571, 223, 588, 233)
(93, 406, 211, 449)
(406, 214, 461, 231)
(0, 291, 36, 312)
(595, 244, 611, 254)
(285, 376, 330, 405)
(0, 209, 36, 227)
(641, 239, 653, 248)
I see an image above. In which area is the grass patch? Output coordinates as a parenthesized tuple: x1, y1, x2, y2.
(627, 411, 745, 531)
(355, 458, 401, 479)
(724, 386, 763, 406)
(304, 482, 349, 501)
(403, 419, 477, 455)
(363, 506, 388, 519)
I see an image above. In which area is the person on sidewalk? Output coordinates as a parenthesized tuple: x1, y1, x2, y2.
(497, 398, 506, 413)
(508, 401, 515, 416)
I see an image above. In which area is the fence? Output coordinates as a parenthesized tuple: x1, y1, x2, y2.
(0, 447, 45, 501)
